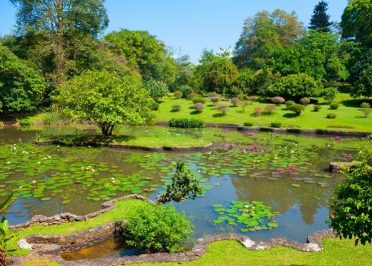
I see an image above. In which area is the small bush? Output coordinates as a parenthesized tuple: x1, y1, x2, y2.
(169, 118, 204, 128)
(300, 97, 311, 106)
(247, 96, 258, 101)
(18, 118, 31, 127)
(171, 104, 181, 112)
(193, 103, 205, 113)
(327, 113, 337, 119)
(244, 122, 253, 127)
(192, 95, 206, 104)
(253, 106, 263, 116)
(150, 101, 159, 111)
(173, 91, 183, 99)
(271, 122, 282, 128)
(263, 105, 276, 115)
(313, 105, 322, 112)
(210, 96, 220, 104)
(239, 101, 249, 112)
(238, 94, 248, 100)
(323, 87, 338, 103)
(360, 102, 370, 118)
(230, 97, 241, 107)
(288, 104, 305, 116)
(330, 102, 339, 110)
(217, 104, 229, 115)
(285, 100, 295, 108)
(180, 85, 193, 98)
(123, 204, 192, 253)
(271, 96, 285, 105)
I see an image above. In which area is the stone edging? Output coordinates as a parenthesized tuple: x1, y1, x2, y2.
(11, 194, 337, 266)
(156, 121, 371, 137)
(35, 140, 214, 152)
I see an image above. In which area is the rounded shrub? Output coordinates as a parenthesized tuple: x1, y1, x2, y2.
(288, 104, 305, 116)
(263, 105, 276, 115)
(361, 102, 371, 108)
(360, 102, 371, 118)
(171, 104, 181, 112)
(169, 118, 204, 128)
(210, 96, 220, 104)
(123, 204, 192, 253)
(285, 100, 295, 108)
(253, 106, 263, 116)
(327, 113, 337, 119)
(323, 87, 338, 103)
(217, 104, 229, 115)
(179, 85, 193, 98)
(150, 101, 159, 111)
(313, 105, 322, 112)
(330, 102, 339, 110)
(173, 91, 183, 99)
(230, 97, 241, 107)
(271, 96, 286, 105)
(192, 95, 206, 104)
(193, 103, 205, 113)
(270, 122, 282, 128)
(300, 97, 311, 106)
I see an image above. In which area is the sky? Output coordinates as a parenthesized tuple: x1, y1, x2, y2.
(0, 0, 348, 63)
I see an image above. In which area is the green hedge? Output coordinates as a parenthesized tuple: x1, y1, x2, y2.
(169, 118, 204, 128)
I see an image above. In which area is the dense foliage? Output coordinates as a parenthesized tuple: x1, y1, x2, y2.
(157, 162, 203, 204)
(55, 70, 152, 136)
(267, 73, 323, 100)
(0, 44, 46, 113)
(168, 118, 204, 128)
(330, 149, 372, 245)
(309, 1, 332, 32)
(123, 204, 192, 253)
(0, 193, 15, 266)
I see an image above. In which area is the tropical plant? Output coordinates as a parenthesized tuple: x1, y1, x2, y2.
(330, 149, 372, 245)
(123, 204, 192, 253)
(157, 162, 203, 204)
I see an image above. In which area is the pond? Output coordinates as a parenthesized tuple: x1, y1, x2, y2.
(0, 126, 367, 254)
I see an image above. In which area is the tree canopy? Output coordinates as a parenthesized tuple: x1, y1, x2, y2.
(0, 44, 46, 113)
(55, 70, 152, 136)
(309, 1, 332, 32)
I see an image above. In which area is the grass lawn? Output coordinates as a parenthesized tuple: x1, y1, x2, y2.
(136, 238, 372, 266)
(153, 93, 372, 132)
(9, 199, 149, 256)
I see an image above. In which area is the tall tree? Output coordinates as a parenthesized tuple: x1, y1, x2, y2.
(341, 0, 372, 48)
(234, 9, 304, 69)
(309, 1, 332, 32)
(10, 0, 109, 83)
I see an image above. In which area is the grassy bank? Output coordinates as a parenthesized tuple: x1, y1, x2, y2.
(153, 93, 372, 132)
(137, 238, 372, 266)
(9, 199, 149, 256)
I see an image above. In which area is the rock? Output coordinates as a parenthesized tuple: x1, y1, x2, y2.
(30, 215, 48, 223)
(18, 239, 33, 250)
(329, 161, 361, 172)
(242, 238, 255, 248)
(304, 243, 321, 252)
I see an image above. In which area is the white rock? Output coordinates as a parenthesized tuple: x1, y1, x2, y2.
(305, 243, 321, 252)
(18, 239, 33, 250)
(255, 245, 268, 250)
(242, 238, 256, 248)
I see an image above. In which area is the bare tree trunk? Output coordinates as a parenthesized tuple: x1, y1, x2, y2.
(54, 0, 66, 84)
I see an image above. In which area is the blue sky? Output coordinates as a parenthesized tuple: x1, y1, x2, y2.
(0, 0, 348, 63)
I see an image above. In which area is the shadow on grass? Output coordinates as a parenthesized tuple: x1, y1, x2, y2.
(190, 111, 202, 115)
(342, 99, 372, 107)
(283, 113, 299, 118)
(212, 113, 225, 118)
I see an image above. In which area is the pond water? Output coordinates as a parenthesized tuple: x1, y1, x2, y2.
(0, 126, 366, 255)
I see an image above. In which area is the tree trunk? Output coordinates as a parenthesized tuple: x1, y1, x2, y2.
(0, 248, 6, 266)
(100, 123, 114, 136)
(54, 0, 66, 84)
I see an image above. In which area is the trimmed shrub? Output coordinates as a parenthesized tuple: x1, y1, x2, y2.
(313, 105, 321, 112)
(327, 113, 337, 119)
(271, 96, 286, 105)
(244, 122, 253, 127)
(360, 102, 371, 118)
(180, 85, 193, 98)
(271, 122, 282, 128)
(169, 118, 204, 128)
(230, 97, 241, 107)
(323, 87, 338, 103)
(123, 204, 192, 253)
(193, 103, 205, 113)
(192, 95, 206, 104)
(253, 106, 263, 116)
(288, 104, 305, 116)
(330, 102, 339, 110)
(210, 96, 220, 104)
(300, 97, 311, 106)
(285, 100, 295, 108)
(174, 91, 183, 99)
(171, 104, 181, 112)
(263, 105, 276, 115)
(217, 104, 229, 115)
(150, 101, 159, 111)
(18, 118, 31, 127)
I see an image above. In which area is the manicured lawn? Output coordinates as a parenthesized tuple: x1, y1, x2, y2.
(153, 93, 372, 132)
(136, 238, 372, 266)
(9, 199, 150, 256)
